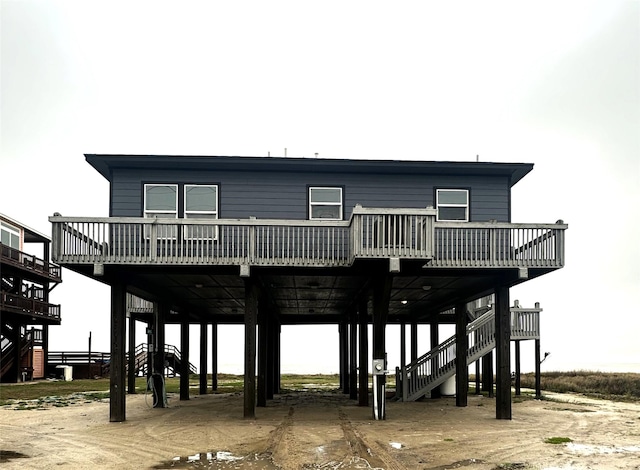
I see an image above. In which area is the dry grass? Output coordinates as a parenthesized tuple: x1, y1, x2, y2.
(519, 371, 640, 400)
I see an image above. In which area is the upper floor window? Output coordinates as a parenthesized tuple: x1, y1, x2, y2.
(144, 184, 178, 219)
(144, 184, 178, 238)
(184, 185, 218, 220)
(185, 185, 219, 239)
(436, 189, 469, 221)
(309, 187, 343, 220)
(1, 221, 21, 249)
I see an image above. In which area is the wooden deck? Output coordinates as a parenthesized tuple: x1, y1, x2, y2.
(50, 208, 567, 271)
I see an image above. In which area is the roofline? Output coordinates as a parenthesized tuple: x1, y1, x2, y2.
(0, 213, 51, 243)
(85, 154, 534, 187)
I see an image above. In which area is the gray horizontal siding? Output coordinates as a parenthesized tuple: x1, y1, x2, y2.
(110, 168, 511, 222)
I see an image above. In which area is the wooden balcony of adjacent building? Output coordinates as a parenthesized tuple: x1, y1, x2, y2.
(49, 207, 567, 276)
(0, 291, 61, 324)
(0, 243, 62, 284)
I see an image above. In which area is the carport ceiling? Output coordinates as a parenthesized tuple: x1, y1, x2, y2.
(125, 270, 501, 324)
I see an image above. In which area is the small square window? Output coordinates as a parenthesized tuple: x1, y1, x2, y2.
(309, 187, 343, 220)
(436, 189, 469, 222)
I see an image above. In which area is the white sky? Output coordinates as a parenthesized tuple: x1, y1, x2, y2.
(1, 1, 639, 374)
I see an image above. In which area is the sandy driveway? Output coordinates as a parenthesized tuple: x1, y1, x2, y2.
(1, 389, 639, 469)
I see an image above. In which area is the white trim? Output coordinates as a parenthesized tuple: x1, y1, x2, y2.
(436, 189, 469, 222)
(309, 187, 343, 220)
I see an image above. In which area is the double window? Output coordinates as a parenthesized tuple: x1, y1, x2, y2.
(144, 184, 218, 239)
(436, 189, 469, 222)
(309, 187, 343, 220)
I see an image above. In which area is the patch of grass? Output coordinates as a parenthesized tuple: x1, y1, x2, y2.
(81, 391, 110, 400)
(0, 379, 112, 404)
(544, 436, 572, 444)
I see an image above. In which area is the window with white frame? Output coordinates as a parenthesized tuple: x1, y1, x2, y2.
(1, 221, 21, 249)
(436, 189, 469, 221)
(184, 184, 218, 239)
(309, 187, 343, 220)
(144, 184, 178, 238)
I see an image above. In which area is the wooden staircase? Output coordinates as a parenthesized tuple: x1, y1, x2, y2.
(84, 344, 197, 378)
(1, 325, 42, 382)
(398, 302, 541, 402)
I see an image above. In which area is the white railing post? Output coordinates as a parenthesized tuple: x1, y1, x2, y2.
(52, 222, 62, 262)
(249, 218, 257, 265)
(150, 223, 157, 262)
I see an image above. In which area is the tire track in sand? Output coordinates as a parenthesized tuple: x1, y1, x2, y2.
(264, 396, 406, 470)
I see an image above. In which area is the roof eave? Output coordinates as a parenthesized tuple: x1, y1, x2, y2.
(85, 154, 534, 187)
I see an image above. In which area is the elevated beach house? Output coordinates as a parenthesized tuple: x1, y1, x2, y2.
(1, 214, 62, 382)
(49, 155, 567, 422)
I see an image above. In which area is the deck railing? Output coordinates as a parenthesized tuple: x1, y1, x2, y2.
(49, 211, 566, 269)
(510, 302, 542, 340)
(51, 217, 353, 267)
(432, 222, 566, 268)
(127, 293, 154, 314)
(351, 206, 435, 259)
(0, 292, 61, 321)
(0, 243, 62, 281)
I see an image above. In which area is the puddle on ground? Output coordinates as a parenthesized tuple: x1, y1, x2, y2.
(155, 451, 383, 469)
(566, 442, 640, 455)
(302, 456, 383, 469)
(153, 451, 278, 469)
(313, 439, 351, 462)
(0, 450, 30, 463)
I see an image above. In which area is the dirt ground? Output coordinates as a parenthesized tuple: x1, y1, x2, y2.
(1, 388, 639, 470)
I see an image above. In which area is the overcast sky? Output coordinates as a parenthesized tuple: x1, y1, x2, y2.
(1, 1, 638, 374)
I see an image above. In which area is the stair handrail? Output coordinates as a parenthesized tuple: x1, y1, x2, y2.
(402, 309, 496, 401)
(400, 303, 541, 401)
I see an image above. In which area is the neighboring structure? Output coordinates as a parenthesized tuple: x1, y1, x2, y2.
(49, 155, 567, 422)
(1, 214, 62, 382)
